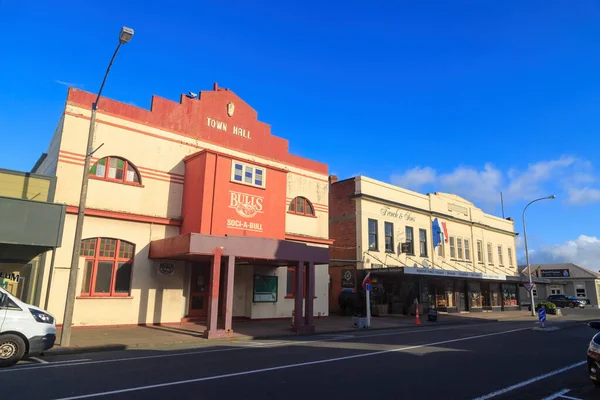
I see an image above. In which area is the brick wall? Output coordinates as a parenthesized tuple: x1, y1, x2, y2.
(328, 175, 359, 314)
(329, 176, 357, 261)
(328, 264, 358, 314)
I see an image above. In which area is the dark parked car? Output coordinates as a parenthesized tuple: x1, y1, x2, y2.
(547, 294, 586, 308)
(586, 321, 600, 386)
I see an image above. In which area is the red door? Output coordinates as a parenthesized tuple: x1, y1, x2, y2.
(188, 264, 210, 318)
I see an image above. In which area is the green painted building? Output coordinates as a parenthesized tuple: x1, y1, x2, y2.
(0, 168, 66, 306)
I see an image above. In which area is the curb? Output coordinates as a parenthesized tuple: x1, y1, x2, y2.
(44, 316, 593, 357)
(42, 318, 515, 356)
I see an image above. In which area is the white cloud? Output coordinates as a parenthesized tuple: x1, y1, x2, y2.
(54, 80, 83, 88)
(389, 155, 600, 209)
(390, 166, 436, 191)
(438, 163, 502, 207)
(505, 156, 575, 200)
(566, 187, 600, 205)
(525, 235, 600, 270)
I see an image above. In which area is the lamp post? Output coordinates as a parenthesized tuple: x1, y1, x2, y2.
(522, 194, 556, 317)
(60, 26, 134, 347)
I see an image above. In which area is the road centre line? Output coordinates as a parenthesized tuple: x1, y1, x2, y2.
(471, 361, 587, 400)
(0, 321, 511, 374)
(53, 326, 531, 400)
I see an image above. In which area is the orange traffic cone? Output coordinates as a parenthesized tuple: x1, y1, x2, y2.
(415, 306, 421, 325)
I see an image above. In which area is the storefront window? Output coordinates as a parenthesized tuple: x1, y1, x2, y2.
(469, 281, 482, 308)
(502, 284, 518, 307)
(0, 259, 42, 305)
(576, 284, 586, 298)
(490, 283, 501, 307)
(445, 281, 454, 308)
(420, 283, 430, 309)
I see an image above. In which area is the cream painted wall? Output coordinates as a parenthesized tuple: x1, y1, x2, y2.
(355, 176, 518, 277)
(35, 114, 63, 177)
(285, 173, 329, 239)
(42, 214, 183, 326)
(247, 264, 329, 319)
(55, 107, 329, 236)
(36, 103, 330, 326)
(358, 198, 433, 268)
(233, 265, 252, 318)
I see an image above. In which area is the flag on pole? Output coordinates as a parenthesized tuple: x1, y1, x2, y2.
(442, 221, 449, 243)
(362, 272, 372, 290)
(432, 218, 443, 248)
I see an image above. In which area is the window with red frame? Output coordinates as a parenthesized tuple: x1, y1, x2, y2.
(90, 156, 141, 184)
(80, 238, 135, 297)
(286, 266, 307, 298)
(288, 197, 315, 216)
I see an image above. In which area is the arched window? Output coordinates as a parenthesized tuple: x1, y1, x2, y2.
(90, 156, 141, 185)
(79, 238, 135, 297)
(288, 196, 315, 217)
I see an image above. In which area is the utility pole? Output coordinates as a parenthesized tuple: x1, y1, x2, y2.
(522, 195, 556, 317)
(60, 27, 134, 347)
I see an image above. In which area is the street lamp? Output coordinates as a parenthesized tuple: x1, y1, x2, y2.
(60, 26, 134, 347)
(522, 194, 556, 317)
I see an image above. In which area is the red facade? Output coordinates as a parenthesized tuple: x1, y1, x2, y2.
(181, 150, 287, 239)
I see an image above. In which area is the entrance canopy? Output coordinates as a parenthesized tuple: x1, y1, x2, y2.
(149, 233, 327, 338)
(149, 233, 329, 263)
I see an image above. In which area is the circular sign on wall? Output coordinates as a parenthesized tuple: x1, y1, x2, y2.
(158, 262, 175, 276)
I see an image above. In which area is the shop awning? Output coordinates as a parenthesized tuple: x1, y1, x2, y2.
(0, 196, 66, 261)
(506, 275, 552, 284)
(149, 233, 329, 264)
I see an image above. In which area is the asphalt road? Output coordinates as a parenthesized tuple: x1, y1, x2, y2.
(1, 319, 599, 400)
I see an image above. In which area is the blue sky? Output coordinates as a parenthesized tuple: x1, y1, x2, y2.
(1, 1, 600, 267)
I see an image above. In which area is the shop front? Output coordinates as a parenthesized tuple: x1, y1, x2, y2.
(0, 169, 66, 307)
(368, 267, 520, 314)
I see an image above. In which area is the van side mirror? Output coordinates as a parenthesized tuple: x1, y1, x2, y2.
(588, 321, 600, 330)
(0, 293, 6, 308)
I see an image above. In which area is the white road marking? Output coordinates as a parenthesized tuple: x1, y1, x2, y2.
(542, 389, 571, 400)
(234, 341, 287, 347)
(0, 321, 512, 374)
(471, 361, 587, 400)
(0, 347, 246, 374)
(12, 359, 92, 370)
(53, 326, 531, 399)
(542, 388, 583, 400)
(346, 324, 498, 340)
(29, 357, 48, 364)
(318, 334, 355, 338)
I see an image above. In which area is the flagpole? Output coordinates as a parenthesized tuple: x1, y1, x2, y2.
(366, 288, 371, 328)
(362, 272, 372, 328)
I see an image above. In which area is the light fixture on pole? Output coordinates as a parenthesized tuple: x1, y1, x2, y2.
(522, 194, 556, 317)
(60, 26, 134, 347)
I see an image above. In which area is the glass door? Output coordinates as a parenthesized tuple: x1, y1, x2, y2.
(481, 282, 491, 308)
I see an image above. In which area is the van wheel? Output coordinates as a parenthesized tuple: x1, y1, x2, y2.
(0, 334, 26, 368)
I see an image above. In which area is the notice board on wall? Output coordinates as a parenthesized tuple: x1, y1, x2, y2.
(253, 275, 278, 303)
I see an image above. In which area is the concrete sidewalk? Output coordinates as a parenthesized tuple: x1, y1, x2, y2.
(46, 310, 569, 356)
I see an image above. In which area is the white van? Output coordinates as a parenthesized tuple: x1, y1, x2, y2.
(0, 287, 57, 367)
